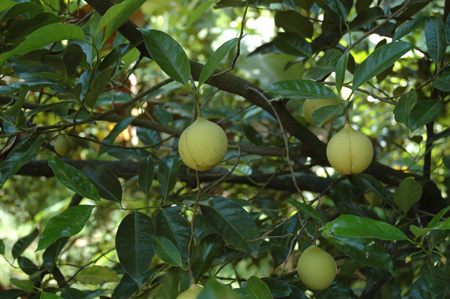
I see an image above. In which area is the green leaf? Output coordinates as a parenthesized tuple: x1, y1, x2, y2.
(355, 173, 390, 204)
(191, 235, 224, 281)
(273, 32, 312, 57)
(115, 211, 154, 288)
(352, 41, 413, 90)
(198, 38, 239, 87)
(425, 16, 446, 64)
(332, 235, 394, 273)
(322, 215, 409, 241)
(393, 89, 417, 127)
(0, 289, 26, 299)
(184, 1, 215, 30)
(36, 205, 95, 251)
(155, 208, 191, 260)
(312, 104, 343, 127)
(141, 29, 191, 85)
(447, 14, 450, 44)
(409, 225, 428, 239)
(76, 265, 120, 284)
(139, 156, 155, 196)
(83, 67, 116, 108)
(0, 134, 44, 188)
(98, 0, 146, 42)
(428, 206, 450, 228)
(443, 156, 450, 170)
(0, 0, 16, 13)
(432, 72, 450, 92)
(198, 278, 240, 299)
(152, 236, 183, 268)
(82, 166, 122, 203)
(408, 100, 443, 132)
(40, 292, 63, 299)
(99, 117, 135, 155)
(286, 198, 321, 221)
(201, 197, 260, 254)
(48, 157, 100, 201)
(0, 24, 86, 67)
(392, 16, 427, 41)
(304, 49, 342, 80)
(349, 7, 384, 30)
(335, 52, 349, 93)
(12, 229, 39, 259)
(238, 276, 273, 299)
(275, 10, 313, 39)
(0, 239, 5, 255)
(160, 267, 181, 299)
(393, 177, 423, 214)
(158, 152, 181, 198)
(421, 263, 449, 298)
(266, 79, 338, 99)
(18, 257, 39, 275)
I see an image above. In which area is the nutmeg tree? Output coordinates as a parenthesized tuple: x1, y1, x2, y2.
(1, 0, 450, 298)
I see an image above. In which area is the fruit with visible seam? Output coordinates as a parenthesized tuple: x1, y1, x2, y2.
(178, 117, 228, 171)
(302, 98, 339, 125)
(176, 284, 203, 299)
(297, 245, 337, 291)
(54, 136, 72, 156)
(326, 123, 373, 174)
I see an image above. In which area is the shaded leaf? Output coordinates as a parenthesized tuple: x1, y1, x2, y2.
(152, 236, 183, 267)
(394, 89, 417, 127)
(425, 16, 446, 64)
(392, 16, 427, 41)
(36, 205, 95, 251)
(275, 10, 313, 39)
(12, 229, 39, 259)
(421, 262, 448, 298)
(286, 198, 321, 221)
(408, 100, 443, 132)
(158, 152, 181, 198)
(312, 104, 343, 127)
(432, 72, 450, 92)
(83, 166, 122, 203)
(83, 67, 116, 108)
(304, 49, 342, 80)
(353, 41, 413, 89)
(100, 117, 135, 155)
(273, 33, 311, 57)
(48, 157, 100, 202)
(266, 79, 337, 99)
(198, 278, 240, 299)
(116, 212, 153, 288)
(393, 177, 423, 214)
(322, 215, 409, 241)
(160, 267, 180, 299)
(40, 292, 63, 299)
(335, 52, 349, 92)
(238, 276, 273, 299)
(18, 256, 39, 275)
(0, 239, 4, 255)
(141, 29, 190, 85)
(139, 156, 155, 196)
(355, 173, 391, 205)
(76, 265, 120, 284)
(192, 235, 224, 281)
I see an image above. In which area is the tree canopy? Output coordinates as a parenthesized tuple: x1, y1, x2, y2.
(0, 0, 450, 298)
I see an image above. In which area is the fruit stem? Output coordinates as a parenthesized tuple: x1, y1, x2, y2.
(190, 76, 202, 119)
(187, 170, 202, 282)
(344, 104, 350, 125)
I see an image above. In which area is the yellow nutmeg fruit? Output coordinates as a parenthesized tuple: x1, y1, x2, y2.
(178, 117, 228, 171)
(54, 136, 72, 156)
(297, 245, 337, 291)
(302, 98, 339, 125)
(326, 124, 373, 175)
(176, 284, 203, 299)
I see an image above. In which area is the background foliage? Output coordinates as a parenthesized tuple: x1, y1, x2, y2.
(1, 0, 450, 298)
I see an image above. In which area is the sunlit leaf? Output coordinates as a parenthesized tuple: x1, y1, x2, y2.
(36, 205, 95, 251)
(266, 79, 338, 99)
(184, 1, 215, 30)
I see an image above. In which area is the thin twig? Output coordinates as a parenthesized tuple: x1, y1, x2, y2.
(187, 171, 202, 281)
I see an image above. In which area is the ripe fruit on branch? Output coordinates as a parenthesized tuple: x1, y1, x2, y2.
(176, 284, 203, 299)
(326, 123, 373, 174)
(54, 136, 72, 156)
(297, 245, 337, 291)
(178, 117, 228, 171)
(302, 98, 339, 125)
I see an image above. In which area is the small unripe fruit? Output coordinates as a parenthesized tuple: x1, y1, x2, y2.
(178, 117, 228, 171)
(326, 124, 373, 174)
(297, 245, 337, 291)
(54, 137, 72, 156)
(302, 98, 339, 125)
(176, 284, 203, 299)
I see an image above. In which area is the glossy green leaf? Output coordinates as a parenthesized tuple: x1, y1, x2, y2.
(355, 173, 390, 204)
(18, 256, 39, 275)
(184, 1, 215, 30)
(99, 117, 135, 155)
(425, 16, 446, 64)
(192, 235, 224, 281)
(0, 289, 25, 299)
(238, 276, 273, 299)
(322, 215, 409, 241)
(394, 89, 417, 127)
(304, 49, 342, 80)
(421, 262, 448, 298)
(0, 134, 44, 188)
(275, 10, 313, 39)
(40, 292, 63, 299)
(353, 41, 413, 90)
(141, 29, 191, 85)
(115, 211, 154, 288)
(152, 236, 183, 268)
(0, 0, 16, 13)
(12, 229, 39, 259)
(392, 16, 427, 41)
(198, 37, 239, 87)
(48, 157, 100, 201)
(83, 67, 116, 108)
(0, 239, 5, 255)
(158, 152, 181, 198)
(0, 24, 85, 67)
(36, 205, 95, 251)
(139, 156, 155, 196)
(349, 7, 384, 30)
(312, 104, 343, 127)
(198, 278, 240, 299)
(98, 0, 146, 42)
(408, 99, 443, 132)
(286, 198, 321, 221)
(155, 208, 191, 260)
(266, 79, 338, 99)
(76, 265, 120, 284)
(335, 52, 349, 93)
(428, 206, 450, 228)
(0, 2, 43, 24)
(332, 235, 394, 273)
(432, 72, 450, 92)
(112, 274, 141, 299)
(393, 177, 423, 214)
(201, 197, 260, 254)
(82, 166, 122, 203)
(273, 33, 311, 57)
